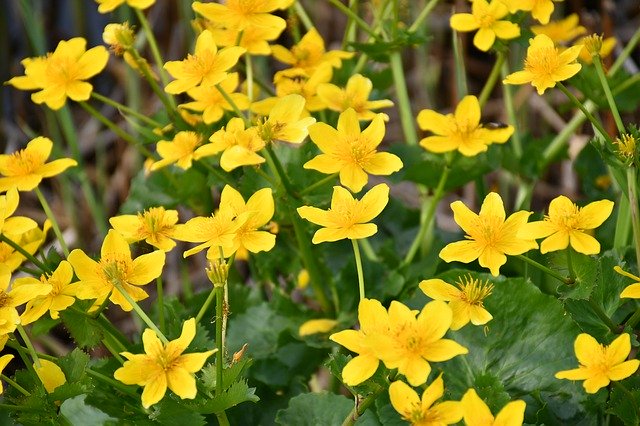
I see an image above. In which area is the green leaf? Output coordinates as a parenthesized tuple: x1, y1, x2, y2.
(59, 395, 115, 426)
(150, 398, 207, 426)
(275, 392, 353, 425)
(59, 305, 104, 349)
(606, 376, 640, 425)
(185, 380, 259, 414)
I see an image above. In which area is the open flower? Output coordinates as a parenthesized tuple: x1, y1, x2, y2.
(0, 266, 51, 335)
(68, 230, 165, 311)
(419, 275, 493, 330)
(192, 0, 286, 32)
(257, 94, 316, 144)
(503, 34, 582, 95)
(615, 266, 640, 299)
(317, 74, 394, 121)
(555, 333, 639, 393)
(330, 298, 390, 386)
(297, 184, 389, 244)
(194, 118, 265, 171)
(461, 388, 526, 426)
(114, 318, 216, 408)
(450, 0, 520, 52)
(180, 73, 250, 124)
(7, 38, 109, 110)
(518, 196, 613, 255)
(531, 14, 586, 44)
(417, 95, 514, 156)
(440, 192, 537, 276)
(150, 131, 204, 171)
(109, 207, 180, 252)
(0, 136, 77, 192)
(389, 375, 463, 426)
(271, 28, 353, 73)
(164, 30, 245, 94)
(0, 354, 14, 394)
(95, 0, 155, 13)
(304, 108, 403, 193)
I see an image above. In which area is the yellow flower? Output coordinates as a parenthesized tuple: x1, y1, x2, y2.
(0, 188, 38, 239)
(7, 38, 109, 110)
(305, 109, 403, 193)
(95, 0, 154, 13)
(0, 220, 51, 273)
(417, 95, 514, 156)
(555, 333, 639, 393)
(389, 375, 463, 425)
(206, 20, 284, 56)
(419, 275, 493, 330)
(150, 131, 204, 171)
(531, 14, 586, 44)
(0, 265, 51, 335)
(269, 64, 333, 112)
(461, 388, 526, 426)
(439, 192, 537, 277)
(330, 298, 391, 386)
(297, 269, 310, 289)
(297, 184, 389, 244)
(257, 94, 316, 144)
(577, 35, 617, 64)
(317, 74, 394, 121)
(17, 260, 77, 324)
(35, 359, 66, 393)
(109, 206, 180, 252)
(219, 185, 276, 259)
(114, 318, 216, 408)
(194, 118, 266, 171)
(503, 34, 582, 95)
(164, 30, 245, 94)
(614, 266, 640, 299)
(299, 319, 338, 337)
(0, 137, 77, 192)
(518, 196, 613, 255)
(271, 28, 354, 73)
(450, 0, 520, 52)
(181, 73, 250, 124)
(0, 354, 14, 394)
(68, 230, 165, 311)
(375, 301, 468, 386)
(192, 0, 286, 32)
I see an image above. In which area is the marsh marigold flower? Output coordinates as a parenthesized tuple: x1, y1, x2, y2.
(257, 94, 316, 144)
(450, 0, 520, 52)
(577, 35, 617, 64)
(109, 206, 180, 252)
(461, 388, 526, 426)
(114, 318, 216, 408)
(317, 74, 394, 121)
(297, 184, 389, 244)
(0, 266, 51, 335)
(271, 28, 354, 73)
(164, 30, 245, 94)
(501, 0, 563, 25)
(0, 137, 77, 192)
(7, 38, 109, 110)
(555, 333, 639, 393)
(192, 0, 286, 32)
(0, 354, 14, 394)
(150, 131, 203, 171)
(439, 192, 537, 276)
(518, 196, 613, 255)
(417, 95, 514, 156)
(273, 65, 333, 111)
(305, 108, 403, 193)
(531, 14, 586, 44)
(503, 34, 582, 95)
(68, 230, 165, 311)
(95, 0, 154, 13)
(181, 73, 250, 124)
(419, 275, 493, 330)
(614, 266, 640, 299)
(389, 375, 463, 426)
(330, 298, 390, 386)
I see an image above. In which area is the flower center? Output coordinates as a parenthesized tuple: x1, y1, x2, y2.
(0, 291, 9, 308)
(525, 46, 561, 78)
(475, 214, 504, 248)
(47, 54, 80, 87)
(547, 204, 581, 232)
(100, 255, 132, 286)
(456, 275, 493, 305)
(4, 149, 42, 176)
(183, 52, 216, 79)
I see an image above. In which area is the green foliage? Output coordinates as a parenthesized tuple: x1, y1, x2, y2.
(275, 392, 354, 425)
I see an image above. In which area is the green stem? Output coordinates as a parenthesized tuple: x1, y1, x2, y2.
(85, 368, 139, 397)
(16, 324, 40, 368)
(293, 1, 314, 31)
(359, 238, 379, 262)
(341, 385, 385, 426)
(215, 83, 248, 125)
(34, 187, 69, 256)
(541, 102, 596, 167)
(566, 247, 576, 281)
(299, 173, 338, 195)
(0, 233, 49, 273)
(157, 276, 165, 334)
(614, 195, 632, 250)
(96, 313, 130, 350)
(264, 146, 299, 199)
(216, 412, 231, 426)
(516, 254, 573, 284)
(592, 55, 625, 134)
(501, 58, 522, 158)
(610, 25, 640, 75)
(587, 299, 618, 334)
(113, 282, 168, 344)
(0, 404, 33, 412)
(126, 46, 176, 118)
(327, 0, 377, 38)
(1, 374, 30, 396)
(477, 51, 506, 109)
(408, 0, 441, 33)
(101, 337, 125, 364)
(452, 31, 468, 99)
(246, 54, 254, 116)
(215, 284, 225, 397)
(91, 92, 163, 128)
(196, 288, 217, 323)
(627, 168, 640, 270)
(352, 239, 365, 300)
(556, 82, 612, 144)
(389, 51, 418, 145)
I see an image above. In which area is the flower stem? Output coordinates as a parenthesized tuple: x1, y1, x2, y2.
(352, 239, 365, 300)
(627, 167, 640, 270)
(16, 324, 40, 368)
(501, 58, 522, 158)
(327, 0, 377, 38)
(85, 368, 139, 398)
(299, 173, 338, 196)
(294, 1, 314, 31)
(1, 374, 30, 396)
(408, 0, 441, 33)
(592, 56, 625, 134)
(477, 51, 507, 109)
(196, 288, 217, 323)
(91, 92, 163, 128)
(113, 282, 168, 344)
(588, 299, 618, 334)
(516, 255, 574, 284)
(34, 187, 69, 257)
(556, 82, 612, 144)
(0, 233, 49, 273)
(156, 276, 165, 334)
(215, 83, 249, 125)
(126, 46, 176, 118)
(246, 54, 254, 115)
(389, 50, 418, 146)
(215, 284, 225, 396)
(341, 384, 385, 426)
(565, 247, 576, 281)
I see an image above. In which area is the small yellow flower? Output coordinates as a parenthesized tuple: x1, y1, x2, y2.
(150, 131, 204, 171)
(164, 30, 245, 94)
(181, 73, 250, 124)
(531, 14, 586, 44)
(109, 206, 180, 252)
(271, 28, 354, 73)
(194, 118, 266, 171)
(577, 35, 617, 64)
(0, 188, 38, 239)
(7, 38, 109, 110)
(614, 134, 637, 161)
(439, 192, 537, 277)
(68, 230, 166, 311)
(450, 0, 520, 52)
(614, 266, 640, 299)
(461, 388, 526, 426)
(114, 318, 216, 408)
(299, 319, 338, 337)
(389, 375, 463, 426)
(419, 275, 493, 330)
(305, 108, 403, 193)
(95, 0, 155, 13)
(268, 64, 333, 113)
(297, 184, 390, 244)
(192, 0, 286, 32)
(555, 333, 639, 393)
(503, 34, 582, 95)
(317, 74, 394, 121)
(102, 23, 135, 53)
(35, 359, 66, 393)
(0, 137, 77, 192)
(0, 266, 51, 335)
(500, 0, 563, 25)
(17, 260, 78, 324)
(0, 354, 14, 394)
(330, 298, 391, 386)
(257, 94, 316, 144)
(518, 196, 614, 255)
(417, 95, 514, 156)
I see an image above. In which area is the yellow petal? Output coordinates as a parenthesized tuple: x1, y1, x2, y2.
(417, 300, 453, 341)
(606, 333, 632, 365)
(450, 13, 479, 32)
(608, 360, 640, 381)
(480, 192, 506, 221)
(494, 400, 526, 426)
(357, 183, 390, 223)
(621, 283, 640, 299)
(35, 359, 66, 393)
(461, 388, 494, 426)
(419, 279, 459, 302)
(555, 366, 590, 380)
(129, 250, 165, 285)
(576, 199, 614, 229)
(569, 231, 600, 255)
(389, 380, 420, 418)
(582, 374, 610, 393)
(422, 339, 469, 362)
(299, 319, 338, 336)
(341, 354, 379, 386)
(141, 374, 168, 408)
(540, 231, 570, 253)
(176, 350, 216, 372)
(439, 240, 481, 264)
(101, 229, 131, 259)
(401, 356, 431, 386)
(473, 27, 496, 51)
(166, 367, 197, 400)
